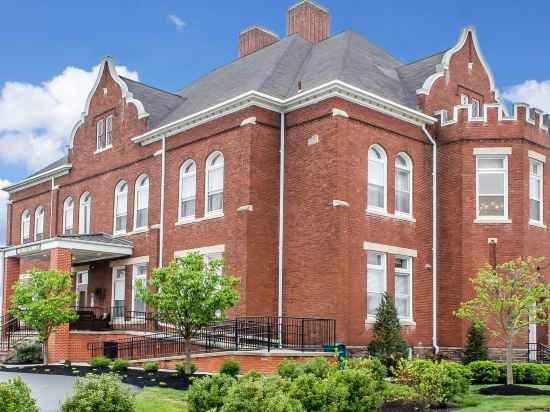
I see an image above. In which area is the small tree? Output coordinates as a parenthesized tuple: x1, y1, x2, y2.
(367, 293, 409, 367)
(462, 322, 489, 364)
(138, 253, 240, 374)
(10, 269, 77, 365)
(456, 257, 550, 385)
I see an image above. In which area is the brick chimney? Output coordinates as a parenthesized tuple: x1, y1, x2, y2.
(287, 0, 330, 44)
(239, 26, 279, 58)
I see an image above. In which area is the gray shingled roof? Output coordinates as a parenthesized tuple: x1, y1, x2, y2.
(58, 233, 133, 247)
(26, 155, 70, 179)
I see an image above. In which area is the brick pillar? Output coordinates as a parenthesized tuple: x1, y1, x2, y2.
(47, 248, 72, 363)
(2, 257, 20, 318)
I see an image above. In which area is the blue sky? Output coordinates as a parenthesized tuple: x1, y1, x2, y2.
(0, 0, 549, 244)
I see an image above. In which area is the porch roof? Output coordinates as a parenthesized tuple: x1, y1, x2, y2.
(4, 233, 133, 264)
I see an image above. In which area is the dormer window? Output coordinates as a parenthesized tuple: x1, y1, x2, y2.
(96, 115, 113, 152)
(106, 115, 113, 146)
(96, 119, 105, 151)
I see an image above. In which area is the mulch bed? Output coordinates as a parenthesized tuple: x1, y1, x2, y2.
(0, 364, 204, 390)
(380, 400, 458, 412)
(479, 384, 550, 396)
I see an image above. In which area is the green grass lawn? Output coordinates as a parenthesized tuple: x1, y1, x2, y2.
(456, 385, 550, 412)
(134, 384, 550, 412)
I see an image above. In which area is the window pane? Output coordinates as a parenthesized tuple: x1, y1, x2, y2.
(368, 184, 384, 208)
(208, 193, 223, 212)
(181, 199, 196, 217)
(396, 170, 410, 192)
(136, 208, 148, 227)
(116, 215, 127, 232)
(396, 296, 409, 318)
(530, 199, 541, 221)
(208, 167, 223, 192)
(478, 158, 504, 169)
(478, 173, 504, 195)
(367, 252, 382, 266)
(530, 177, 541, 200)
(367, 292, 383, 316)
(394, 258, 408, 270)
(137, 190, 148, 210)
(367, 268, 384, 292)
(478, 195, 505, 216)
(395, 191, 410, 214)
(368, 161, 384, 185)
(395, 274, 410, 295)
(181, 175, 196, 198)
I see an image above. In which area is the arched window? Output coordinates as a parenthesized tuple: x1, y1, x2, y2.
(79, 192, 91, 234)
(395, 153, 412, 216)
(63, 197, 74, 235)
(367, 145, 387, 211)
(114, 181, 128, 234)
(134, 175, 149, 230)
(21, 210, 30, 244)
(205, 152, 224, 215)
(34, 206, 45, 241)
(179, 160, 196, 220)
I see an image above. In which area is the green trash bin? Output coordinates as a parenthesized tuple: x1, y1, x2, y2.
(323, 343, 346, 363)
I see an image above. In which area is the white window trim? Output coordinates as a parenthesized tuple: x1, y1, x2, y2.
(131, 263, 148, 314)
(367, 144, 388, 214)
(394, 153, 413, 219)
(110, 256, 149, 267)
(529, 158, 544, 227)
(473, 147, 512, 156)
(96, 119, 104, 151)
(133, 175, 149, 231)
(362, 241, 417, 257)
(475, 154, 509, 223)
(528, 151, 546, 164)
(471, 98, 481, 118)
(21, 210, 30, 244)
(205, 151, 224, 216)
(63, 197, 74, 235)
(106, 114, 113, 147)
(366, 251, 386, 320)
(178, 159, 197, 222)
(75, 270, 89, 310)
(460, 94, 469, 105)
(113, 181, 128, 235)
(111, 266, 126, 320)
(394, 256, 413, 322)
(174, 244, 225, 258)
(34, 206, 44, 241)
(79, 192, 91, 235)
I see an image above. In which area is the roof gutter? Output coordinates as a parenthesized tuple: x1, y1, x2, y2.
(4, 164, 72, 194)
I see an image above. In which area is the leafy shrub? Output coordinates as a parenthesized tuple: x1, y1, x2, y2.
(392, 359, 469, 407)
(12, 341, 43, 364)
(60, 373, 135, 412)
(90, 356, 112, 369)
(467, 360, 502, 384)
(462, 322, 489, 364)
(382, 383, 418, 402)
(328, 367, 385, 411)
(175, 362, 197, 376)
(111, 359, 129, 373)
(143, 362, 159, 373)
(347, 356, 387, 381)
(0, 377, 39, 412)
(187, 373, 236, 412)
(523, 363, 549, 385)
(219, 360, 240, 377)
(301, 357, 335, 379)
(277, 359, 303, 380)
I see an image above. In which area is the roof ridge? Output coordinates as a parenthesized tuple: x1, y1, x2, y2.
(400, 49, 449, 67)
(121, 76, 184, 99)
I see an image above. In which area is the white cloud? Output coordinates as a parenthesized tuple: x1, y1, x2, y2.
(503, 80, 550, 113)
(0, 64, 138, 173)
(168, 14, 186, 31)
(0, 179, 10, 246)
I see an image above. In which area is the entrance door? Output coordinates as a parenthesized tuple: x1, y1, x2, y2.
(75, 271, 88, 309)
(112, 267, 126, 321)
(528, 303, 537, 362)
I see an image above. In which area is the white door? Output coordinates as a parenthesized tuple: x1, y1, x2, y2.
(112, 267, 126, 321)
(528, 303, 537, 361)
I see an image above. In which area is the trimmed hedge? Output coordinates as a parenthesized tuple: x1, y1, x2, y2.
(0, 377, 39, 412)
(467, 360, 550, 385)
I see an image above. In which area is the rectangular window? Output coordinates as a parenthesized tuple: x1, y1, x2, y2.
(105, 115, 113, 147)
(394, 257, 412, 320)
(476, 156, 507, 219)
(460, 94, 469, 105)
(96, 119, 105, 151)
(135, 191, 148, 228)
(115, 193, 128, 233)
(395, 168, 411, 215)
(180, 175, 196, 219)
(529, 159, 543, 224)
(207, 167, 224, 214)
(132, 264, 147, 315)
(368, 162, 385, 209)
(471, 98, 481, 117)
(366, 251, 386, 318)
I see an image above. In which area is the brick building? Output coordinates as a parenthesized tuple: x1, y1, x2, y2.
(2, 0, 550, 363)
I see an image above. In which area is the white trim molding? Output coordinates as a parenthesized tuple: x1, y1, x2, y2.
(363, 241, 418, 258)
(473, 147, 512, 156)
(71, 265, 90, 273)
(69, 57, 149, 149)
(4, 164, 72, 194)
(109, 255, 149, 267)
(529, 150, 546, 163)
(174, 244, 225, 258)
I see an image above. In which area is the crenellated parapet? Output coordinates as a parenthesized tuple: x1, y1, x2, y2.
(434, 102, 550, 146)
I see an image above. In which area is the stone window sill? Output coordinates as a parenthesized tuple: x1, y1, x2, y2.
(365, 318, 416, 326)
(175, 212, 224, 227)
(474, 218, 512, 224)
(113, 227, 149, 237)
(94, 145, 113, 155)
(529, 220, 546, 229)
(366, 208, 416, 223)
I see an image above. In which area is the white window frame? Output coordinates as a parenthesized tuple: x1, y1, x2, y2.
(179, 160, 197, 222)
(21, 210, 31, 244)
(113, 181, 128, 235)
(34, 206, 44, 241)
(460, 94, 469, 105)
(132, 263, 148, 316)
(75, 270, 89, 310)
(367, 144, 387, 213)
(475, 154, 509, 222)
(63, 197, 74, 235)
(394, 256, 413, 321)
(96, 119, 105, 151)
(105, 115, 113, 147)
(134, 175, 149, 231)
(471, 98, 481, 118)
(205, 151, 224, 216)
(366, 251, 386, 320)
(79, 192, 91, 235)
(529, 158, 544, 226)
(111, 266, 126, 321)
(394, 153, 413, 218)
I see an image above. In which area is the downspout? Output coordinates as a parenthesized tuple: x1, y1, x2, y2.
(422, 126, 439, 354)
(277, 112, 286, 345)
(159, 137, 166, 267)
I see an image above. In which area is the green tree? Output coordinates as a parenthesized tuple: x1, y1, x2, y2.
(137, 253, 240, 374)
(367, 293, 409, 367)
(456, 257, 550, 385)
(10, 269, 77, 365)
(462, 322, 489, 364)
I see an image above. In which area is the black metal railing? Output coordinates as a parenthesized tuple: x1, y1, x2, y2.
(70, 307, 165, 333)
(527, 342, 550, 364)
(88, 316, 336, 361)
(0, 314, 36, 351)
